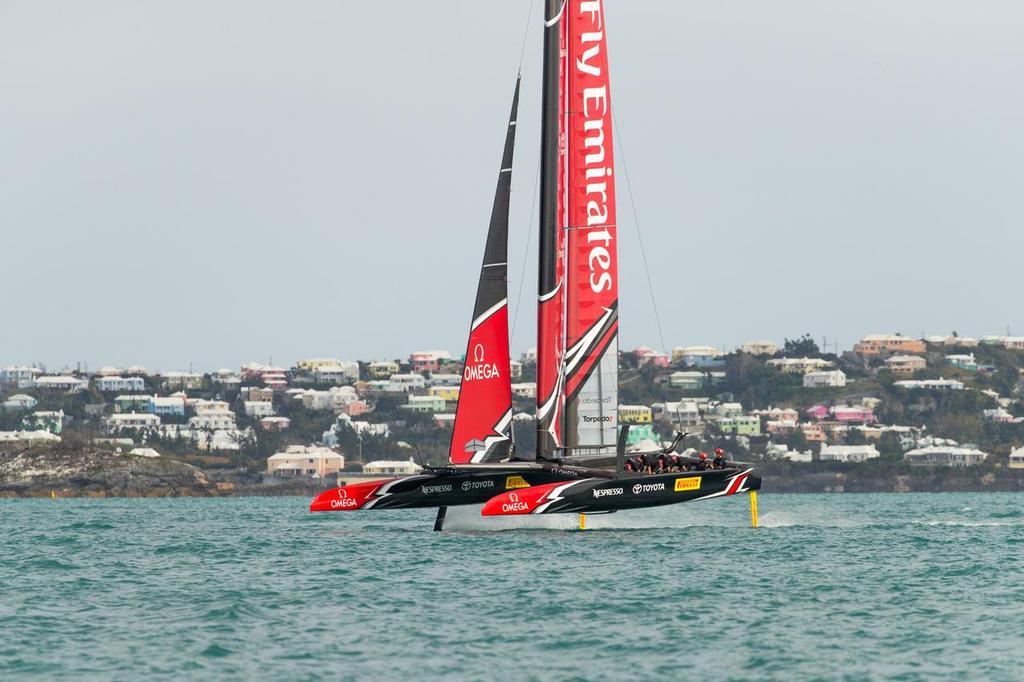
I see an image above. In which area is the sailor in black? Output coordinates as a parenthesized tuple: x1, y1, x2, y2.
(693, 452, 709, 471)
(712, 448, 727, 469)
(640, 453, 659, 474)
(623, 458, 639, 473)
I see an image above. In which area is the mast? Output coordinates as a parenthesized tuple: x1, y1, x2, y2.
(535, 0, 567, 459)
(448, 80, 520, 464)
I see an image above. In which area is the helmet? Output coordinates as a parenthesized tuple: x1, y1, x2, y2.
(714, 448, 724, 455)
(699, 452, 707, 459)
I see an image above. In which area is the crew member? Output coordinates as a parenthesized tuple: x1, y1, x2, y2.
(641, 452, 659, 474)
(656, 453, 668, 473)
(712, 448, 727, 470)
(694, 452, 709, 471)
(623, 458, 639, 473)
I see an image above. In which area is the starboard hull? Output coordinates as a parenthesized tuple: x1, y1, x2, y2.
(480, 468, 761, 516)
(309, 463, 614, 512)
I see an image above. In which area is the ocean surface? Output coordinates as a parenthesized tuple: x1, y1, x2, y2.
(2, 493, 1022, 681)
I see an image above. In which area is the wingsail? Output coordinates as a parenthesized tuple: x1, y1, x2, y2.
(448, 81, 520, 464)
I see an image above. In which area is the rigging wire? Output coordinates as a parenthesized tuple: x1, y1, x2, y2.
(516, 0, 537, 75)
(511, 155, 541, 340)
(613, 114, 669, 355)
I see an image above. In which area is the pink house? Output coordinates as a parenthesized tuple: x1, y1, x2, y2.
(805, 405, 829, 421)
(634, 346, 670, 368)
(830, 406, 876, 424)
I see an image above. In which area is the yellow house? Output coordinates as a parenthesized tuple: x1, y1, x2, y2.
(429, 385, 460, 402)
(618, 405, 653, 424)
(368, 361, 400, 379)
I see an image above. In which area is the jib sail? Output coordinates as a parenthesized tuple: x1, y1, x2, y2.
(561, 0, 619, 457)
(448, 80, 520, 464)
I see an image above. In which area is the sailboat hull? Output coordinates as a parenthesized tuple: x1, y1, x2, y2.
(309, 463, 615, 512)
(480, 468, 761, 516)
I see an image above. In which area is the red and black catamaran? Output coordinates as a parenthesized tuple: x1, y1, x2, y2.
(310, 0, 761, 528)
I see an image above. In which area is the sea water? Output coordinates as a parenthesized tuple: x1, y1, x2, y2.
(2, 493, 1022, 681)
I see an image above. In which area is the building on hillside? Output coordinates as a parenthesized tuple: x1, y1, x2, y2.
(766, 420, 797, 436)
(1009, 447, 1024, 469)
(189, 413, 236, 431)
(982, 408, 1016, 423)
(718, 415, 761, 436)
(114, 395, 150, 413)
(752, 407, 800, 423)
(428, 373, 462, 387)
(633, 346, 669, 368)
(433, 413, 456, 428)
(803, 370, 846, 388)
(927, 335, 979, 348)
(244, 401, 275, 418)
(401, 395, 445, 414)
(409, 351, 451, 374)
(819, 444, 880, 462)
(387, 373, 426, 393)
(106, 413, 161, 432)
(800, 423, 827, 441)
(161, 372, 204, 390)
(149, 396, 185, 417)
(260, 416, 291, 431)
(210, 370, 242, 389)
(893, 378, 964, 391)
(314, 362, 360, 385)
(740, 340, 778, 356)
(767, 357, 833, 374)
(509, 360, 523, 379)
(767, 443, 813, 463)
(363, 459, 422, 476)
(1002, 337, 1024, 350)
(95, 376, 145, 392)
(267, 445, 344, 478)
(705, 402, 743, 419)
(0, 430, 61, 444)
(830, 405, 875, 423)
(35, 375, 89, 392)
(1, 366, 43, 388)
(904, 445, 987, 466)
(511, 382, 536, 399)
(657, 401, 701, 428)
(23, 410, 66, 434)
(367, 361, 398, 379)
(854, 334, 926, 356)
(2, 394, 38, 411)
(669, 371, 725, 390)
(885, 355, 927, 376)
(618, 405, 653, 424)
(241, 386, 274, 403)
(945, 354, 978, 371)
(622, 423, 657, 446)
(300, 390, 335, 411)
(673, 346, 723, 369)
(520, 348, 537, 365)
(428, 385, 460, 402)
(193, 399, 231, 415)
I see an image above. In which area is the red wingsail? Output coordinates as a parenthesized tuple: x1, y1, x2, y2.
(562, 0, 619, 457)
(448, 81, 520, 464)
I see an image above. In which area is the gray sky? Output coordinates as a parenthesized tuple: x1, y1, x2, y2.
(2, 1, 1022, 371)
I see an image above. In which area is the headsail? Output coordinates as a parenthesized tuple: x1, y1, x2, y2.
(535, 0, 569, 459)
(448, 80, 521, 464)
(562, 0, 620, 457)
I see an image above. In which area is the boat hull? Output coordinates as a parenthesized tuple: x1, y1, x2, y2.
(480, 468, 761, 516)
(309, 463, 614, 512)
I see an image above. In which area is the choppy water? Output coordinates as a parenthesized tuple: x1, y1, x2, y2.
(2, 493, 1023, 681)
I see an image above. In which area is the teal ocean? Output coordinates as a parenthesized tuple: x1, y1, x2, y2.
(2, 493, 1022, 680)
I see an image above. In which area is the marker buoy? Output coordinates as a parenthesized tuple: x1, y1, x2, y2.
(750, 490, 759, 528)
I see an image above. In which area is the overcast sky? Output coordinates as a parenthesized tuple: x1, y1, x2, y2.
(2, 1, 1022, 371)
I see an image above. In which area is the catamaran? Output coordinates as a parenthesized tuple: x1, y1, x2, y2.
(310, 0, 761, 528)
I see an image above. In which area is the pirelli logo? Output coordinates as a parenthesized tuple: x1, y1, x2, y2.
(674, 477, 702, 492)
(505, 475, 530, 490)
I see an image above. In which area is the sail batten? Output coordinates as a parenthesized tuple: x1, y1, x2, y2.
(448, 80, 521, 465)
